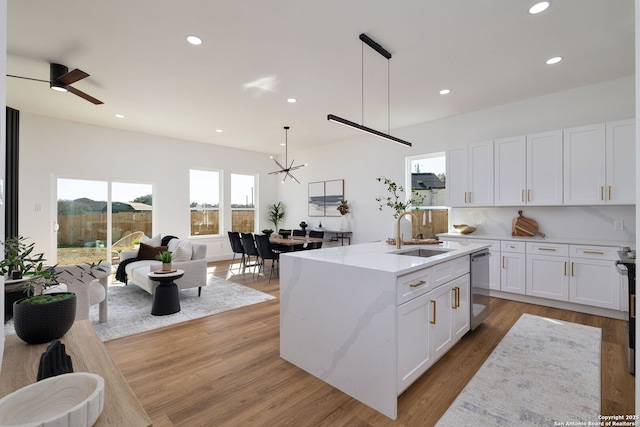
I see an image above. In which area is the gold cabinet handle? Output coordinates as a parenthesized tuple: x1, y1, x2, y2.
(430, 300, 437, 324)
(464, 192, 467, 203)
(608, 185, 612, 200)
(571, 262, 575, 277)
(456, 287, 460, 308)
(583, 251, 604, 255)
(563, 261, 567, 276)
(528, 189, 531, 202)
(632, 294, 636, 319)
(521, 189, 525, 202)
(468, 192, 471, 203)
(600, 186, 604, 201)
(502, 256, 505, 269)
(539, 247, 556, 252)
(409, 280, 426, 289)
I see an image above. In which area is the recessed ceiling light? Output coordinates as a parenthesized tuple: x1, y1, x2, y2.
(186, 35, 202, 45)
(287, 98, 297, 103)
(529, 1, 550, 14)
(215, 129, 223, 133)
(546, 56, 563, 65)
(114, 114, 125, 119)
(439, 89, 451, 95)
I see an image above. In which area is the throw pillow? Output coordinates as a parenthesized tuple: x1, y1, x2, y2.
(171, 246, 192, 262)
(137, 243, 168, 260)
(168, 238, 193, 254)
(141, 234, 162, 247)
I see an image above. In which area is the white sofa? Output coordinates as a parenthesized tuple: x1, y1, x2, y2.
(119, 238, 207, 296)
(54, 261, 112, 322)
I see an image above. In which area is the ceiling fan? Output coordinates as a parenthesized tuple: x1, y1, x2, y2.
(7, 63, 104, 105)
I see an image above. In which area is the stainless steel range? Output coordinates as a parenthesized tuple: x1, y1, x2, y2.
(616, 248, 636, 375)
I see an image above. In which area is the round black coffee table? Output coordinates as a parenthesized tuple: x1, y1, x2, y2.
(148, 269, 184, 316)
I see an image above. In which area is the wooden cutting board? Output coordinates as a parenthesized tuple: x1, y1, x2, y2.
(512, 210, 545, 237)
(403, 239, 443, 245)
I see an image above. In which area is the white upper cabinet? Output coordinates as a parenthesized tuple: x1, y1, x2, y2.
(564, 120, 635, 205)
(526, 130, 564, 205)
(563, 124, 606, 205)
(606, 119, 635, 205)
(494, 136, 527, 206)
(446, 141, 493, 207)
(494, 131, 563, 206)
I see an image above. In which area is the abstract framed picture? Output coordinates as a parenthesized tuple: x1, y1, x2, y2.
(308, 181, 325, 216)
(324, 179, 344, 217)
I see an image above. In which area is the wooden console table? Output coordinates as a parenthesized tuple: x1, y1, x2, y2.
(0, 320, 152, 426)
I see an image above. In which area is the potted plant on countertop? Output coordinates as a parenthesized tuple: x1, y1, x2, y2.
(156, 250, 173, 271)
(337, 200, 350, 230)
(375, 177, 426, 241)
(299, 221, 308, 233)
(1, 236, 106, 344)
(267, 202, 285, 232)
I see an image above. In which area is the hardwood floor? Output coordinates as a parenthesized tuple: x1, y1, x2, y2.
(105, 260, 635, 426)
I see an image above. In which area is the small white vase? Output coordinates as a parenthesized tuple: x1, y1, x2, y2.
(340, 214, 350, 231)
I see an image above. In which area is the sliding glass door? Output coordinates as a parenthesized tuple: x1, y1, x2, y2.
(56, 179, 153, 265)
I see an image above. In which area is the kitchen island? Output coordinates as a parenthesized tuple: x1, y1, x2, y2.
(279, 240, 489, 419)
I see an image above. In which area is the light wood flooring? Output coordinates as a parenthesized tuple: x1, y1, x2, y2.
(105, 260, 635, 426)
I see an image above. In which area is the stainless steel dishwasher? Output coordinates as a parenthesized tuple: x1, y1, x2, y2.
(470, 249, 491, 330)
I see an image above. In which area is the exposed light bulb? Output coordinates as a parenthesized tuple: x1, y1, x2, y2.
(546, 56, 563, 65)
(529, 1, 550, 14)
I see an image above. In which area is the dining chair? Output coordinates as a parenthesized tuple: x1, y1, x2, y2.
(254, 234, 280, 282)
(240, 233, 260, 277)
(227, 231, 245, 272)
(293, 229, 306, 237)
(307, 230, 324, 250)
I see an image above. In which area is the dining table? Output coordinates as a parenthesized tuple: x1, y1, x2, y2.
(269, 235, 325, 251)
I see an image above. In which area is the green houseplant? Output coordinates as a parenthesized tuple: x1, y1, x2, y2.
(261, 228, 274, 236)
(1, 236, 105, 344)
(268, 202, 285, 231)
(156, 250, 173, 271)
(375, 177, 426, 218)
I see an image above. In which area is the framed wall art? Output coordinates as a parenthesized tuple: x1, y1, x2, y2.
(308, 181, 325, 217)
(308, 179, 344, 217)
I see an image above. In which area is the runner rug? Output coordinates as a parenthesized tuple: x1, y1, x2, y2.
(436, 313, 601, 426)
(5, 275, 275, 342)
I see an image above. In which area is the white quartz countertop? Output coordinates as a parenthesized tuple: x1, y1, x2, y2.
(280, 241, 489, 275)
(437, 233, 634, 248)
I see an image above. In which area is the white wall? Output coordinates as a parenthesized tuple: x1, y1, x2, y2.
(18, 114, 281, 262)
(279, 76, 635, 245)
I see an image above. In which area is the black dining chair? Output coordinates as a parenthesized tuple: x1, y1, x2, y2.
(307, 230, 324, 250)
(240, 233, 260, 277)
(254, 234, 280, 282)
(293, 229, 306, 237)
(227, 231, 245, 272)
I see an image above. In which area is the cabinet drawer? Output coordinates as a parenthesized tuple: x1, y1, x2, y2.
(432, 257, 470, 289)
(474, 239, 500, 251)
(526, 242, 568, 256)
(500, 241, 525, 253)
(569, 245, 620, 261)
(397, 268, 431, 305)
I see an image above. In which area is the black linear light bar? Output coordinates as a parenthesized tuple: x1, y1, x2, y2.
(327, 114, 412, 147)
(328, 33, 412, 148)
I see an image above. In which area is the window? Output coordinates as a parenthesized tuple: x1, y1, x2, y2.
(190, 169, 220, 236)
(231, 173, 256, 233)
(406, 153, 448, 238)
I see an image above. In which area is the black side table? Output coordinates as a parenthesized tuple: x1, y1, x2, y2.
(148, 269, 184, 316)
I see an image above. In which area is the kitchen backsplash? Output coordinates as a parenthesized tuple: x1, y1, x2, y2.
(449, 205, 636, 243)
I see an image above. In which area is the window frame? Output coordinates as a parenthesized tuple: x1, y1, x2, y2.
(189, 168, 222, 238)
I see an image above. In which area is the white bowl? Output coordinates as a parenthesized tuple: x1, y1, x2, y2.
(0, 373, 104, 427)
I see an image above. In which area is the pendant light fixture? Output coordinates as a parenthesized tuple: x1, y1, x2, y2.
(269, 126, 306, 183)
(328, 33, 412, 148)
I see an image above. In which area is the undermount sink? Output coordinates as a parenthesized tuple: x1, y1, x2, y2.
(395, 248, 452, 258)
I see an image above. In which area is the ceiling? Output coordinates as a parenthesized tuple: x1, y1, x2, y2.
(6, 1, 635, 154)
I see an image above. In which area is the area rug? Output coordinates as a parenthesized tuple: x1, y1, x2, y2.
(435, 313, 601, 427)
(5, 275, 275, 342)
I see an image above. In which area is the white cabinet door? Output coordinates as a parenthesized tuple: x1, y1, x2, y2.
(500, 252, 526, 295)
(563, 124, 606, 205)
(494, 136, 527, 206)
(397, 293, 432, 392)
(526, 254, 569, 301)
(468, 141, 494, 206)
(446, 141, 493, 207)
(569, 258, 621, 310)
(526, 130, 563, 205)
(606, 119, 636, 205)
(429, 283, 454, 361)
(445, 147, 468, 207)
(451, 274, 470, 340)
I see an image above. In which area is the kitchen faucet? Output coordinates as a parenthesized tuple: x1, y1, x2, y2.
(396, 211, 417, 249)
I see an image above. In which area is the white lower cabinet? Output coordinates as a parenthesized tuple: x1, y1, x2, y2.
(568, 245, 622, 310)
(500, 241, 526, 295)
(397, 272, 470, 393)
(526, 254, 569, 301)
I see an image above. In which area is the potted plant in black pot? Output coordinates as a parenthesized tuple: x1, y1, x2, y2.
(1, 236, 104, 344)
(261, 229, 274, 237)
